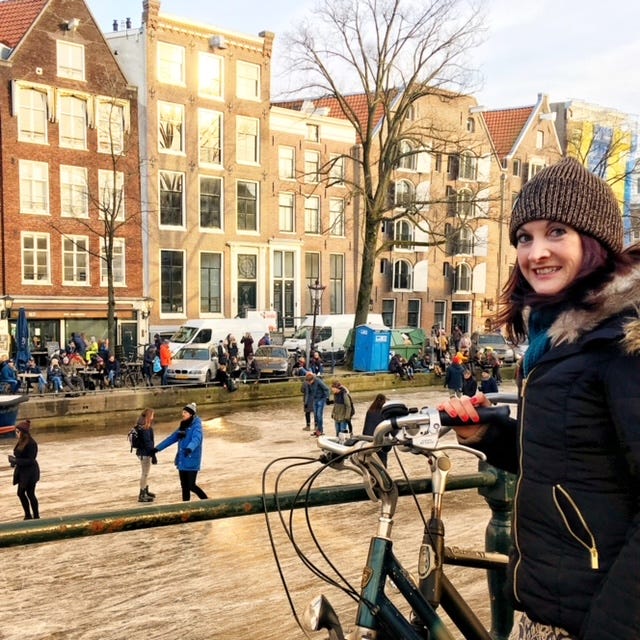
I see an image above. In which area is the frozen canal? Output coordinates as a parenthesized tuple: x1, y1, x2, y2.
(0, 385, 516, 639)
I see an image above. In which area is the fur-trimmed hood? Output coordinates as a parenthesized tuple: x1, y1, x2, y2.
(547, 261, 640, 354)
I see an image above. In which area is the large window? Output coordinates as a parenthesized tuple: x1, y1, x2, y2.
(329, 254, 344, 314)
(60, 165, 88, 218)
(236, 60, 260, 99)
(98, 170, 125, 221)
(59, 94, 87, 149)
(279, 192, 295, 232)
(456, 189, 474, 217)
(100, 238, 125, 286)
(237, 180, 258, 231)
(394, 220, 413, 249)
(22, 233, 50, 283)
(273, 250, 295, 325)
(330, 154, 345, 186)
(395, 180, 415, 207)
(18, 87, 47, 143)
(200, 176, 222, 230)
(63, 236, 89, 285)
(393, 260, 412, 290)
(407, 299, 421, 327)
(159, 102, 184, 153)
(304, 151, 320, 183)
(198, 109, 222, 165)
(305, 253, 321, 314)
(397, 141, 416, 171)
(19, 160, 49, 214)
(279, 146, 295, 179)
(160, 250, 184, 314)
(157, 42, 185, 85)
(160, 171, 184, 227)
(459, 151, 477, 180)
(329, 198, 345, 236)
(236, 116, 259, 164)
(97, 100, 125, 155)
(200, 252, 222, 313)
(237, 254, 257, 312)
(57, 41, 84, 81)
(199, 52, 223, 98)
(453, 263, 472, 292)
(304, 196, 321, 234)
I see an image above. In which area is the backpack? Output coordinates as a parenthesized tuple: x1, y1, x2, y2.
(128, 424, 143, 452)
(346, 392, 355, 419)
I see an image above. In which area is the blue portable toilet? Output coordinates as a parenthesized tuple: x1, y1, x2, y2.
(353, 324, 391, 372)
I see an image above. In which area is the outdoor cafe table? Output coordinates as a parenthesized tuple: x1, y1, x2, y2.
(18, 372, 42, 393)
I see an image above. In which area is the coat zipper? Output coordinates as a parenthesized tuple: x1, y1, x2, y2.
(552, 484, 600, 570)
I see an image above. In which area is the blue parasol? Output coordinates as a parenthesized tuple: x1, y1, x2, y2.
(15, 307, 31, 372)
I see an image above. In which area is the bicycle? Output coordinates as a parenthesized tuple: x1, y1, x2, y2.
(263, 400, 513, 640)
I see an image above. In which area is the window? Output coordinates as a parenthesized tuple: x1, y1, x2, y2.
(59, 95, 87, 149)
(405, 104, 418, 121)
(200, 252, 222, 313)
(529, 162, 545, 179)
(279, 192, 295, 232)
(159, 171, 184, 227)
(160, 250, 184, 313)
(62, 236, 89, 285)
(198, 109, 222, 165)
(57, 41, 84, 80)
(407, 299, 421, 327)
(60, 165, 88, 218)
(237, 180, 258, 231)
(98, 170, 125, 220)
(157, 42, 185, 85)
(279, 147, 295, 179)
(397, 141, 416, 171)
(304, 195, 321, 234)
(305, 252, 321, 313)
(304, 150, 320, 183)
(453, 226, 474, 254)
(395, 180, 415, 207)
(434, 301, 446, 331)
(382, 299, 396, 327)
(199, 52, 223, 98)
(454, 263, 472, 292)
(237, 253, 257, 312)
(18, 87, 47, 143)
(19, 160, 49, 214)
(394, 220, 413, 249)
(512, 158, 522, 177)
(329, 254, 344, 314)
(200, 176, 222, 230)
(22, 233, 50, 283)
(466, 117, 475, 133)
(273, 250, 295, 324)
(536, 130, 544, 149)
(459, 151, 477, 180)
(306, 123, 319, 142)
(456, 189, 474, 217)
(393, 260, 412, 290)
(329, 198, 345, 236)
(236, 60, 260, 99)
(159, 102, 184, 153)
(329, 154, 345, 186)
(100, 237, 125, 286)
(434, 152, 442, 172)
(236, 116, 259, 164)
(97, 100, 125, 155)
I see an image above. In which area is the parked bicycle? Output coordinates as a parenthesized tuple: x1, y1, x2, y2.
(263, 400, 512, 640)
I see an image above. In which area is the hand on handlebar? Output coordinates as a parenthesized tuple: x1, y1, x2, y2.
(437, 392, 493, 440)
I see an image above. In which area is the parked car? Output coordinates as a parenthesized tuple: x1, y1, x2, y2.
(511, 339, 529, 360)
(470, 332, 517, 364)
(253, 345, 295, 378)
(165, 345, 218, 385)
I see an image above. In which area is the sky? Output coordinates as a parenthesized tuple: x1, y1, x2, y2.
(86, 0, 640, 117)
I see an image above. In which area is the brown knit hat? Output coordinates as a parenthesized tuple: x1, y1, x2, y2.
(509, 157, 623, 254)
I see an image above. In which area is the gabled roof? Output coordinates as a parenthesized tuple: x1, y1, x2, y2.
(482, 106, 535, 159)
(0, 0, 48, 50)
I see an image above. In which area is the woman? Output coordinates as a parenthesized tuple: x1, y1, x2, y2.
(439, 158, 640, 639)
(134, 408, 157, 503)
(154, 403, 208, 502)
(363, 393, 389, 467)
(8, 420, 40, 519)
(330, 380, 353, 437)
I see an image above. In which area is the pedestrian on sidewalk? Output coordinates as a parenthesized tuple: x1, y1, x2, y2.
(303, 372, 330, 436)
(134, 408, 157, 503)
(154, 403, 208, 501)
(8, 420, 40, 520)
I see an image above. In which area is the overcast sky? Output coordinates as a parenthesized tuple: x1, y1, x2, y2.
(87, 0, 640, 116)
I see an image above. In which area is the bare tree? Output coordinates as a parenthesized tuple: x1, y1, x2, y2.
(279, 0, 486, 332)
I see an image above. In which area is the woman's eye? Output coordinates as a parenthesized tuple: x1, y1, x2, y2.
(549, 226, 567, 237)
(516, 234, 530, 244)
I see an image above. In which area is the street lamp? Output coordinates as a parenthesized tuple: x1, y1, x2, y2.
(308, 280, 326, 357)
(0, 295, 14, 320)
(141, 296, 155, 319)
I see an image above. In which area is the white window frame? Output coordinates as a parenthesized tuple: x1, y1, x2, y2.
(19, 160, 49, 215)
(157, 42, 185, 85)
(62, 235, 90, 285)
(394, 219, 414, 251)
(236, 60, 260, 100)
(304, 195, 321, 234)
(98, 170, 125, 221)
(279, 146, 295, 180)
(200, 175, 223, 231)
(159, 171, 185, 228)
(459, 151, 477, 181)
(329, 198, 345, 236)
(393, 259, 413, 291)
(236, 179, 259, 232)
(159, 101, 185, 154)
(329, 154, 345, 186)
(236, 116, 260, 164)
(100, 237, 126, 286)
(454, 263, 472, 293)
(304, 150, 320, 183)
(198, 52, 223, 99)
(58, 94, 87, 150)
(60, 165, 88, 218)
(397, 141, 417, 171)
(200, 252, 223, 314)
(278, 192, 295, 233)
(57, 41, 85, 81)
(22, 232, 50, 284)
(97, 99, 126, 155)
(395, 179, 415, 207)
(198, 109, 223, 166)
(536, 130, 544, 149)
(18, 86, 47, 143)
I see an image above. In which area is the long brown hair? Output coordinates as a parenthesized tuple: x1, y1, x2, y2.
(368, 393, 387, 413)
(137, 408, 155, 430)
(14, 430, 33, 453)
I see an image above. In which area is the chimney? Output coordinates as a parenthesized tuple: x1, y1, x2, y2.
(112, 19, 118, 31)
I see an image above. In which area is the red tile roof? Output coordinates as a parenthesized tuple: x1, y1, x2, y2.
(482, 106, 534, 159)
(0, 0, 48, 50)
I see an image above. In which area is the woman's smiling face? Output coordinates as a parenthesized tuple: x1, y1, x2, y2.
(515, 220, 584, 296)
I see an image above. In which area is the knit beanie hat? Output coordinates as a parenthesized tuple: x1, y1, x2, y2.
(16, 420, 31, 434)
(509, 157, 623, 254)
(183, 403, 197, 416)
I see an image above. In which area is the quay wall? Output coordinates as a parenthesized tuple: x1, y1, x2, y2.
(17, 367, 515, 430)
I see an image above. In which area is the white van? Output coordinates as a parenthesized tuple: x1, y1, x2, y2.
(168, 311, 277, 355)
(283, 313, 385, 363)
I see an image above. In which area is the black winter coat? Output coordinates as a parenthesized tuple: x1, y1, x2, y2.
(12, 439, 40, 489)
(470, 263, 640, 639)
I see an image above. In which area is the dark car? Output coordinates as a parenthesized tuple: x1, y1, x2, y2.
(253, 345, 295, 378)
(470, 332, 517, 364)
